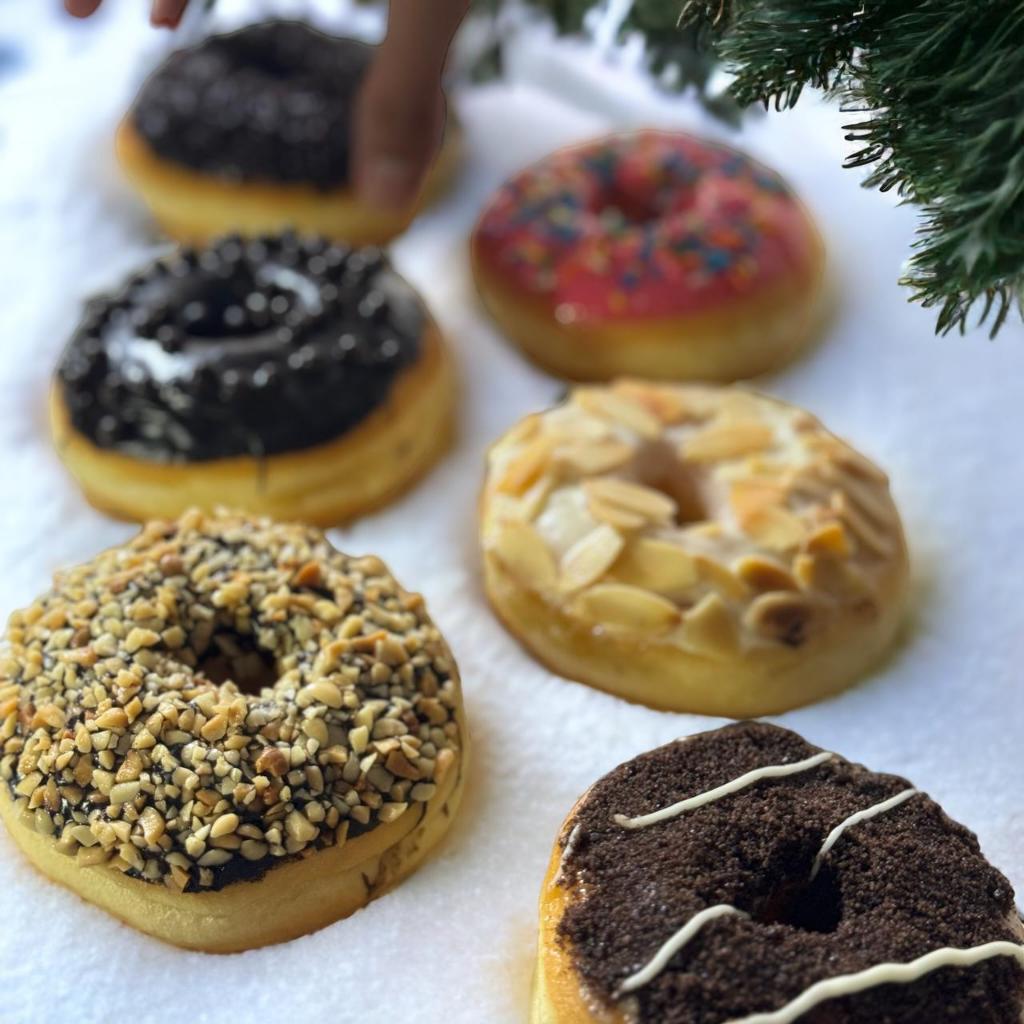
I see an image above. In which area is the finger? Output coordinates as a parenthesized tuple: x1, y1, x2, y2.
(151, 0, 189, 27)
(353, 0, 468, 209)
(65, 0, 104, 18)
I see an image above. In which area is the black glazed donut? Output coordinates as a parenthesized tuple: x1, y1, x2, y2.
(117, 20, 461, 245)
(132, 20, 371, 190)
(57, 234, 423, 461)
(51, 233, 455, 524)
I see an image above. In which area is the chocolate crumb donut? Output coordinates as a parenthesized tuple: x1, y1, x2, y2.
(116, 20, 460, 244)
(0, 509, 468, 952)
(51, 233, 455, 524)
(533, 721, 1024, 1023)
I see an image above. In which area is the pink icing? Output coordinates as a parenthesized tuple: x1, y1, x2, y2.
(472, 131, 819, 324)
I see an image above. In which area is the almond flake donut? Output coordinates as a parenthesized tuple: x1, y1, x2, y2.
(533, 721, 1024, 1024)
(0, 510, 467, 952)
(480, 380, 908, 716)
(471, 131, 826, 382)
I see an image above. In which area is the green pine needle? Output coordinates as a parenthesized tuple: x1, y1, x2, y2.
(680, 0, 1024, 335)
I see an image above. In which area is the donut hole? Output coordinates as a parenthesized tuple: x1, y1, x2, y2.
(597, 189, 661, 228)
(174, 274, 304, 340)
(632, 440, 708, 525)
(194, 629, 279, 695)
(752, 866, 842, 935)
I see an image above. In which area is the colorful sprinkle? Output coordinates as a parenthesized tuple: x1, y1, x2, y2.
(473, 131, 817, 323)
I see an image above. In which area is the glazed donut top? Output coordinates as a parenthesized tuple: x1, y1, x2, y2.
(472, 131, 821, 324)
(482, 381, 905, 657)
(56, 233, 427, 462)
(131, 20, 371, 189)
(555, 722, 1024, 1023)
(0, 510, 462, 892)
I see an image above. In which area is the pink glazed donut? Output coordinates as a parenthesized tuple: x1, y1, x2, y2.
(470, 131, 827, 382)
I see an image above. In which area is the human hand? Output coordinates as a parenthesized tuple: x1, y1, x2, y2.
(65, 0, 189, 27)
(65, 0, 469, 210)
(352, 0, 469, 209)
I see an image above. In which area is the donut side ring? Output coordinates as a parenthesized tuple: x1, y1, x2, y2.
(0, 511, 468, 951)
(479, 381, 908, 717)
(471, 131, 828, 384)
(471, 255, 828, 384)
(116, 116, 461, 247)
(532, 723, 1024, 1024)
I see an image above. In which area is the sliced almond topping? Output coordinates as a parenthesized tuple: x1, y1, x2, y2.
(744, 592, 818, 647)
(544, 408, 615, 443)
(518, 473, 557, 523)
(611, 538, 699, 599)
(585, 497, 648, 532)
(555, 439, 633, 476)
(682, 593, 738, 655)
(732, 555, 798, 592)
(584, 478, 677, 525)
(838, 473, 897, 528)
(787, 469, 833, 505)
(503, 413, 542, 447)
(559, 525, 625, 593)
(801, 434, 891, 483)
(793, 552, 873, 600)
(805, 521, 851, 558)
(743, 505, 806, 551)
(791, 410, 821, 433)
(831, 492, 897, 557)
(574, 388, 662, 439)
(718, 390, 768, 421)
(496, 437, 554, 496)
(682, 420, 775, 462)
(572, 583, 680, 632)
(489, 519, 557, 589)
(835, 447, 889, 484)
(695, 555, 750, 600)
(730, 478, 788, 523)
(611, 381, 698, 425)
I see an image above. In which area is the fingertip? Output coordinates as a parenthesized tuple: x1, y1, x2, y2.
(65, 0, 104, 19)
(150, 0, 188, 27)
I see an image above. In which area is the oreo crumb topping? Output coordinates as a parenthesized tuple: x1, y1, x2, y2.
(557, 722, 1023, 1023)
(131, 20, 371, 189)
(57, 233, 426, 462)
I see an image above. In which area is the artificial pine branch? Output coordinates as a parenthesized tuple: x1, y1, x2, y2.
(474, 0, 738, 120)
(680, 0, 1024, 335)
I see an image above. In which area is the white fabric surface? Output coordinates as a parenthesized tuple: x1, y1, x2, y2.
(0, 5, 1022, 1023)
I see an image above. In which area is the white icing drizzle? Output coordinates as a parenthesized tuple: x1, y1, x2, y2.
(613, 751, 835, 830)
(554, 823, 583, 886)
(604, 745, 1018, 1016)
(809, 788, 919, 880)
(617, 905, 748, 996)
(721, 942, 1024, 1024)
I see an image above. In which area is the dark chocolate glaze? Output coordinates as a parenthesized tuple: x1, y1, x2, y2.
(131, 20, 371, 189)
(57, 233, 426, 462)
(557, 722, 1023, 1023)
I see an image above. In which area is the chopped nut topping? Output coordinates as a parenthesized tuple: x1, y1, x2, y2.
(0, 510, 462, 892)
